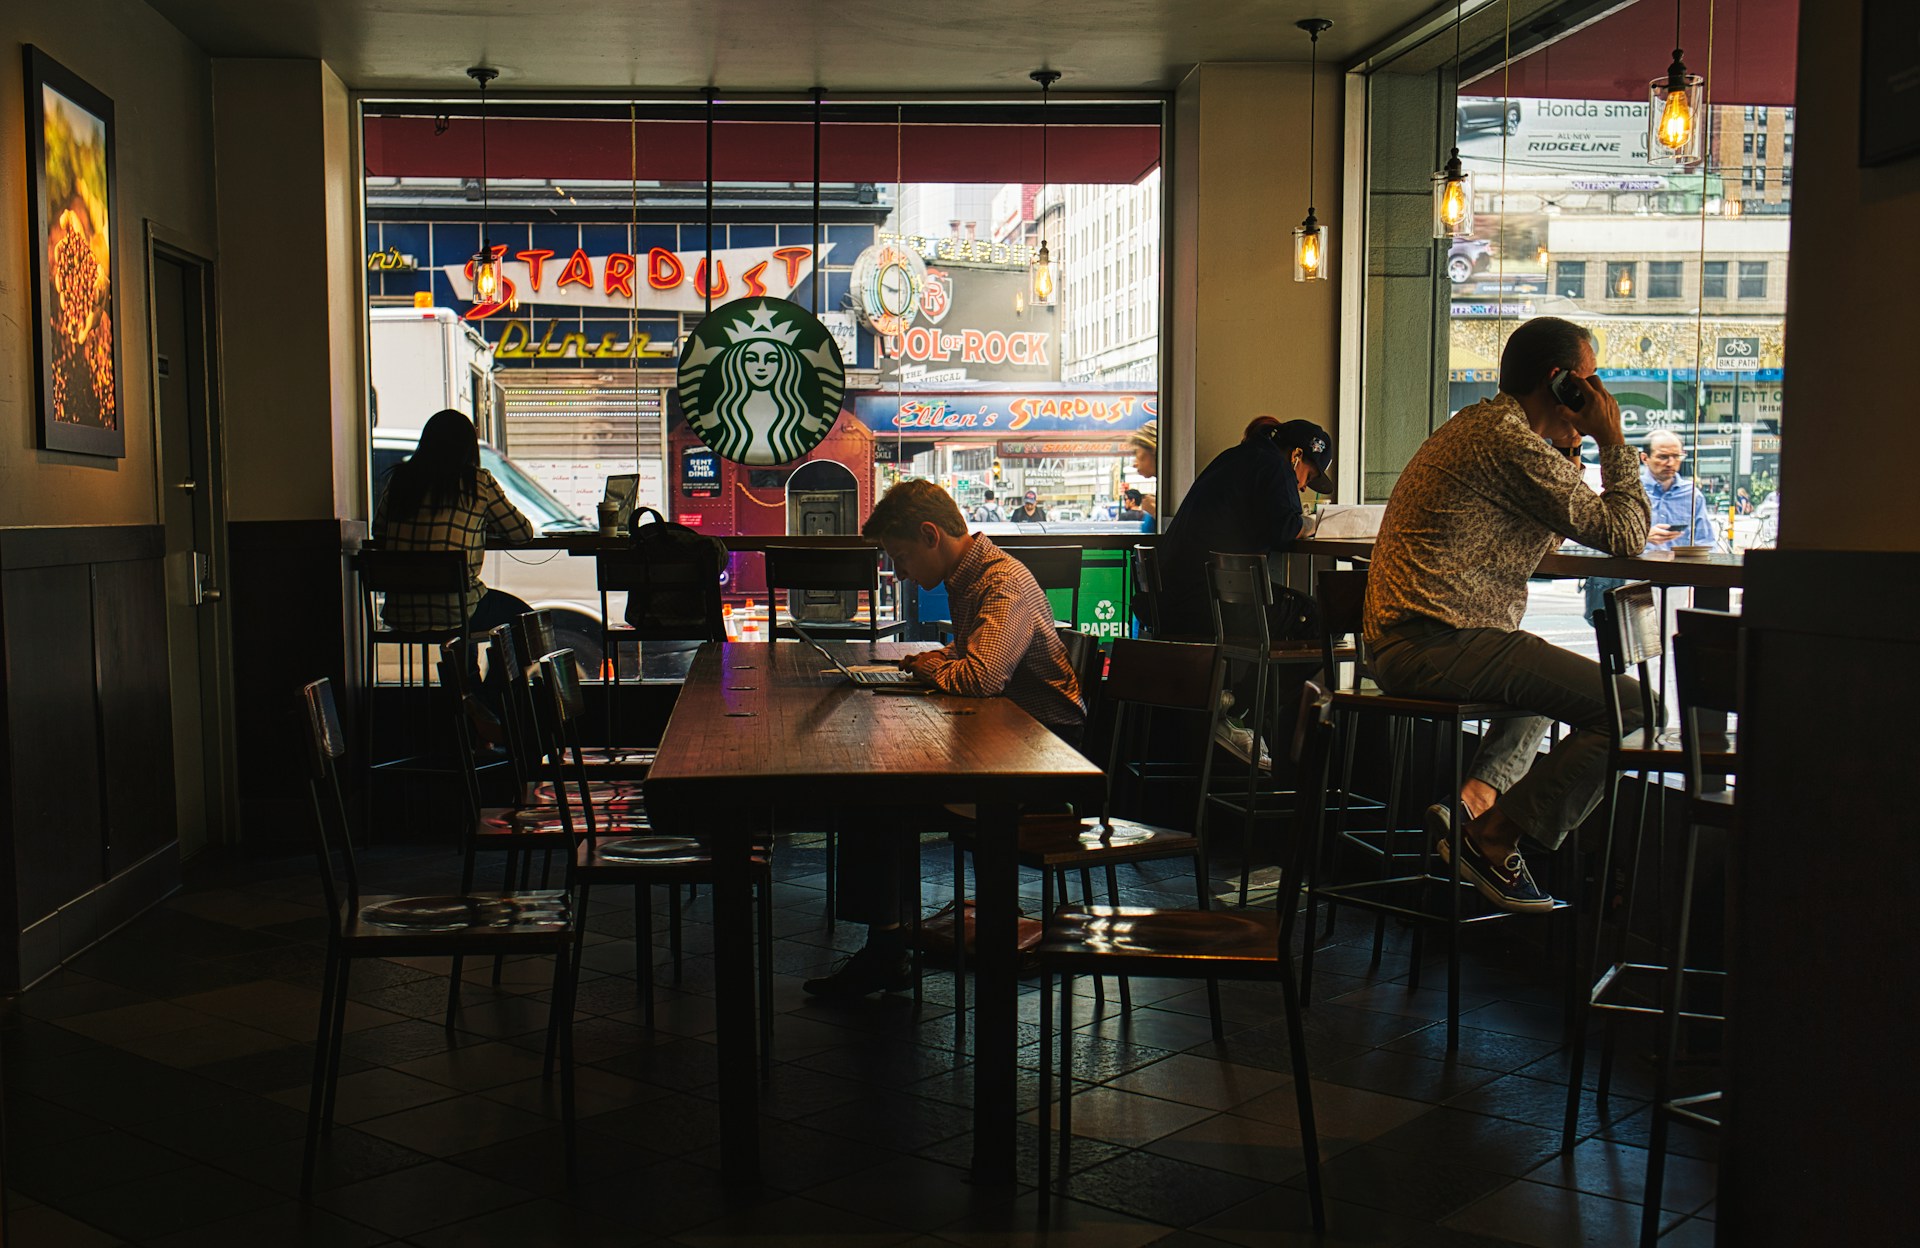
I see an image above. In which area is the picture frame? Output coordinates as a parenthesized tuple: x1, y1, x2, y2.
(1861, 0, 1920, 167)
(25, 46, 124, 457)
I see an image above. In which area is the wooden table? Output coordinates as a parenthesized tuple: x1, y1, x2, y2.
(640, 641, 1106, 1186)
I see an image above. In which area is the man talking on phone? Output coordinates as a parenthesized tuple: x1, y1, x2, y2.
(1363, 317, 1650, 912)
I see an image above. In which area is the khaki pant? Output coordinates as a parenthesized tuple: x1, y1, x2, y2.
(1367, 625, 1644, 851)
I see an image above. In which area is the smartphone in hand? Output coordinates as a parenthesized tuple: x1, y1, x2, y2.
(1549, 369, 1587, 412)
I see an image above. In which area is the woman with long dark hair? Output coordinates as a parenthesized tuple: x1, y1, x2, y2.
(373, 409, 535, 633)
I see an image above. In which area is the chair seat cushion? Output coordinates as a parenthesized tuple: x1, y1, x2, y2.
(478, 807, 650, 838)
(1616, 729, 1739, 774)
(575, 837, 772, 875)
(953, 817, 1199, 868)
(1331, 687, 1524, 719)
(1038, 905, 1283, 965)
(524, 780, 644, 806)
(349, 890, 570, 938)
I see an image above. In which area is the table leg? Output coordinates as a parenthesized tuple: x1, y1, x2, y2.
(970, 800, 1019, 1184)
(712, 833, 762, 1187)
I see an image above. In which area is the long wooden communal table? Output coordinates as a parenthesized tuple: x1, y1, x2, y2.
(1287, 536, 1744, 596)
(640, 640, 1106, 1186)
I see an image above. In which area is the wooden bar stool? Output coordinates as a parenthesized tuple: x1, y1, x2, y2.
(1637, 609, 1740, 1247)
(1563, 582, 1735, 1149)
(1299, 568, 1560, 1050)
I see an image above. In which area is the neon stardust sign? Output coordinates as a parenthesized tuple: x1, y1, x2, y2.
(450, 244, 825, 320)
(888, 393, 1149, 432)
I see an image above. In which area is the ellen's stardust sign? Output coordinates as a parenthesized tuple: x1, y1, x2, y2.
(853, 391, 1154, 436)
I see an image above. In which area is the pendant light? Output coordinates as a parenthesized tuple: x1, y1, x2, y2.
(1292, 19, 1332, 282)
(1432, 0, 1472, 239)
(466, 66, 502, 305)
(1648, 0, 1706, 165)
(1029, 70, 1061, 305)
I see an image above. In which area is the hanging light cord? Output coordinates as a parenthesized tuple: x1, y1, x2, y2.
(704, 90, 715, 315)
(812, 88, 823, 315)
(1041, 78, 1050, 244)
(1306, 26, 1318, 215)
(478, 74, 491, 255)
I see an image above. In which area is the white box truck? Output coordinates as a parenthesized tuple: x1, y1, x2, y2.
(369, 305, 500, 435)
(369, 307, 621, 673)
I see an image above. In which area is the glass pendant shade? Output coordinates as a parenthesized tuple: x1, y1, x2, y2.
(1030, 240, 1056, 304)
(1293, 214, 1328, 282)
(470, 243, 502, 303)
(1431, 150, 1473, 239)
(1648, 52, 1706, 165)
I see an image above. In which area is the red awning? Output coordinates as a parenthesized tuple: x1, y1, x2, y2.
(364, 116, 1162, 186)
(1463, 0, 1797, 107)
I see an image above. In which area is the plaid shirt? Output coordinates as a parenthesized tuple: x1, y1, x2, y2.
(919, 535, 1085, 729)
(372, 468, 534, 630)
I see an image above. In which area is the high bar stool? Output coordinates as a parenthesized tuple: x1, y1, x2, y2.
(1562, 582, 1736, 1150)
(1299, 567, 1565, 1050)
(1636, 608, 1740, 1248)
(1194, 551, 1335, 909)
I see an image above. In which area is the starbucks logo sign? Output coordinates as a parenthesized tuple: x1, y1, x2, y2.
(677, 298, 846, 466)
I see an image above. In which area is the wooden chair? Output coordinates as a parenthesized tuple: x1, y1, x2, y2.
(296, 676, 577, 1194)
(531, 648, 776, 1057)
(946, 631, 1216, 1041)
(595, 543, 723, 755)
(1563, 582, 1737, 1148)
(1035, 679, 1332, 1236)
(1637, 609, 1739, 1247)
(1130, 544, 1165, 637)
(1004, 545, 1083, 628)
(764, 545, 909, 642)
(354, 550, 476, 836)
(1299, 568, 1554, 1051)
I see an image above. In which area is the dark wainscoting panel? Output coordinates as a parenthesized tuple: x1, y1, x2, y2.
(1723, 548, 1920, 1245)
(0, 525, 179, 990)
(228, 519, 365, 849)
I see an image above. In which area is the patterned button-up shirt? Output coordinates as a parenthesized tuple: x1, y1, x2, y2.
(919, 535, 1086, 729)
(1364, 394, 1650, 642)
(372, 468, 535, 630)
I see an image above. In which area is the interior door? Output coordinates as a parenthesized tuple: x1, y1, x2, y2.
(152, 242, 233, 856)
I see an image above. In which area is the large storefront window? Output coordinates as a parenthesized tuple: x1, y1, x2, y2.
(1430, 0, 1794, 650)
(361, 101, 1162, 653)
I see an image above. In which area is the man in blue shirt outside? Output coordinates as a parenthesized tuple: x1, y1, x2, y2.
(1583, 429, 1719, 621)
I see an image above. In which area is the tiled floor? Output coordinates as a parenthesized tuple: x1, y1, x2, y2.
(0, 837, 1720, 1246)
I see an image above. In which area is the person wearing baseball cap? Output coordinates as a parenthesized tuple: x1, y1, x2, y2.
(1152, 415, 1336, 639)
(1012, 489, 1048, 523)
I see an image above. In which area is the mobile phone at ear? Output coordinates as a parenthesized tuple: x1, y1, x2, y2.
(1549, 369, 1588, 412)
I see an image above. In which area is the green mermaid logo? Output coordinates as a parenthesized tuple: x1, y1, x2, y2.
(677, 297, 846, 466)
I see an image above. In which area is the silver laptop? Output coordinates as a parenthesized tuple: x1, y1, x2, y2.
(789, 621, 923, 687)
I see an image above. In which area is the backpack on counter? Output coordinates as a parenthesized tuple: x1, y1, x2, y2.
(620, 507, 730, 639)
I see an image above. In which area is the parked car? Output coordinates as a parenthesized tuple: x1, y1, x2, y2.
(371, 429, 615, 675)
(1458, 97, 1521, 136)
(1447, 237, 1492, 284)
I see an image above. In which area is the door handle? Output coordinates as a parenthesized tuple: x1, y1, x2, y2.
(177, 479, 198, 493)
